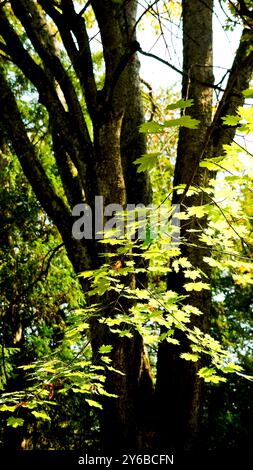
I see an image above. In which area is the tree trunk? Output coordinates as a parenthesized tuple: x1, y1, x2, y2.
(0, 0, 154, 451)
(155, 1, 253, 451)
(89, 2, 154, 450)
(155, 0, 214, 451)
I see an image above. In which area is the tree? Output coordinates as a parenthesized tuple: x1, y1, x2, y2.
(156, 0, 253, 450)
(0, 140, 95, 450)
(0, 0, 252, 452)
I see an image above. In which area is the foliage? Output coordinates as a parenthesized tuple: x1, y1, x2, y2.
(0, 149, 95, 448)
(1, 96, 253, 434)
(0, 0, 252, 451)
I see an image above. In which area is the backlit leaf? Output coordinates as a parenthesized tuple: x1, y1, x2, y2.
(133, 153, 161, 172)
(180, 352, 199, 362)
(31, 410, 51, 421)
(164, 115, 200, 129)
(7, 417, 24, 428)
(86, 399, 103, 409)
(166, 98, 193, 110)
(99, 345, 113, 354)
(184, 282, 210, 291)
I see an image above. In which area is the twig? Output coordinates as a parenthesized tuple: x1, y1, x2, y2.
(1, 337, 8, 384)
(132, 0, 160, 37)
(141, 78, 157, 121)
(137, 44, 225, 92)
(78, 0, 92, 17)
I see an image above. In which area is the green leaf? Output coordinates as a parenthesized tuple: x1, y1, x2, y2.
(100, 355, 112, 364)
(79, 270, 94, 279)
(173, 310, 191, 323)
(164, 115, 200, 129)
(133, 153, 161, 172)
(184, 282, 210, 292)
(0, 404, 17, 412)
(88, 277, 111, 296)
(107, 366, 125, 376)
(187, 204, 209, 218)
(222, 363, 243, 374)
(110, 328, 133, 338)
(172, 257, 192, 273)
(7, 417, 24, 428)
(183, 305, 203, 316)
(184, 270, 202, 281)
(31, 410, 51, 421)
(180, 352, 199, 362)
(167, 98, 194, 110)
(199, 158, 225, 171)
(199, 161, 214, 171)
(139, 122, 163, 133)
(119, 330, 133, 338)
(222, 115, 240, 126)
(242, 88, 253, 99)
(86, 399, 103, 409)
(18, 363, 37, 370)
(99, 344, 113, 355)
(166, 337, 180, 345)
(198, 368, 227, 383)
(134, 288, 150, 300)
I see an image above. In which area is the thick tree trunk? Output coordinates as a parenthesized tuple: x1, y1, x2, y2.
(0, 0, 154, 451)
(155, 1, 253, 451)
(89, 3, 154, 449)
(155, 0, 214, 451)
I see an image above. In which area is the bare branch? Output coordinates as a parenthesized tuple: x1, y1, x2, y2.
(10, 0, 91, 145)
(176, 28, 253, 207)
(137, 43, 225, 92)
(0, 6, 94, 202)
(0, 69, 71, 232)
(78, 0, 92, 16)
(131, 0, 160, 37)
(38, 0, 97, 119)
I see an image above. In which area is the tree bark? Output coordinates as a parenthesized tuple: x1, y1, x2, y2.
(155, 1, 253, 451)
(0, 0, 154, 451)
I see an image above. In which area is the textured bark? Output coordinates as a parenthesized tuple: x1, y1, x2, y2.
(90, 1, 154, 449)
(0, 0, 153, 450)
(155, 0, 214, 450)
(155, 1, 253, 451)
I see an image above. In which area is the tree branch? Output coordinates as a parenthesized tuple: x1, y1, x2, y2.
(91, 0, 125, 81)
(229, 0, 253, 28)
(211, 28, 253, 156)
(51, 123, 85, 208)
(38, 0, 97, 119)
(78, 0, 92, 16)
(10, 0, 92, 147)
(131, 0, 160, 37)
(0, 7, 72, 148)
(0, 68, 93, 273)
(176, 28, 253, 206)
(17, 244, 65, 303)
(137, 43, 226, 92)
(0, 69, 71, 233)
(0, 5, 94, 201)
(8, 244, 66, 309)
